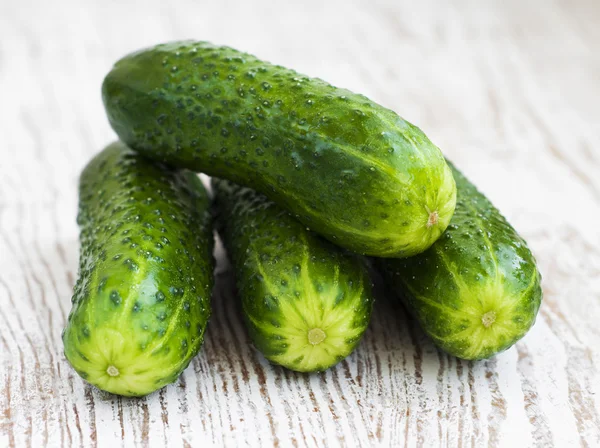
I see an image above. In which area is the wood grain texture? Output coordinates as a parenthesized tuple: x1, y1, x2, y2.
(1, 0, 599, 446)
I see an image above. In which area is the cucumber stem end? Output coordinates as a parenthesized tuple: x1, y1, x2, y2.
(481, 311, 497, 328)
(307, 328, 326, 345)
(426, 211, 439, 228)
(106, 365, 120, 377)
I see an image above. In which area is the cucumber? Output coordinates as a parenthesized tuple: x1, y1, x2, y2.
(376, 162, 542, 360)
(212, 179, 373, 372)
(62, 142, 214, 396)
(102, 41, 456, 258)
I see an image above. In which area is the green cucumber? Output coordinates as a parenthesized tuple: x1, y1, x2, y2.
(62, 142, 214, 396)
(212, 179, 373, 372)
(376, 162, 542, 360)
(102, 40, 456, 258)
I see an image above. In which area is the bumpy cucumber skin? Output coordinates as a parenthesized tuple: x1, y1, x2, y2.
(377, 163, 542, 360)
(212, 179, 373, 372)
(62, 142, 214, 397)
(102, 41, 456, 258)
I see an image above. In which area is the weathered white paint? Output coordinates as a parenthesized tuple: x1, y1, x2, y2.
(1, 0, 599, 446)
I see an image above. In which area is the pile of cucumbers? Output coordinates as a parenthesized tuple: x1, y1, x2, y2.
(62, 41, 542, 397)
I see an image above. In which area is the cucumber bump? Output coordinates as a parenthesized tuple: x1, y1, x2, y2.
(212, 179, 373, 372)
(102, 40, 456, 258)
(62, 142, 214, 396)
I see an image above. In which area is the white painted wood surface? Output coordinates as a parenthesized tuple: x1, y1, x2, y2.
(1, 0, 599, 446)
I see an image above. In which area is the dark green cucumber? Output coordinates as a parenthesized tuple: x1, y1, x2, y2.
(62, 142, 214, 396)
(212, 179, 373, 372)
(102, 40, 456, 258)
(377, 162, 542, 360)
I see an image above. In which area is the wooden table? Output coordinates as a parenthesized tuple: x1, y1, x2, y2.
(1, 0, 599, 446)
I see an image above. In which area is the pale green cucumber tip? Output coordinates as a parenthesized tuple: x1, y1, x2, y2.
(65, 325, 181, 397)
(266, 289, 367, 372)
(450, 282, 529, 359)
